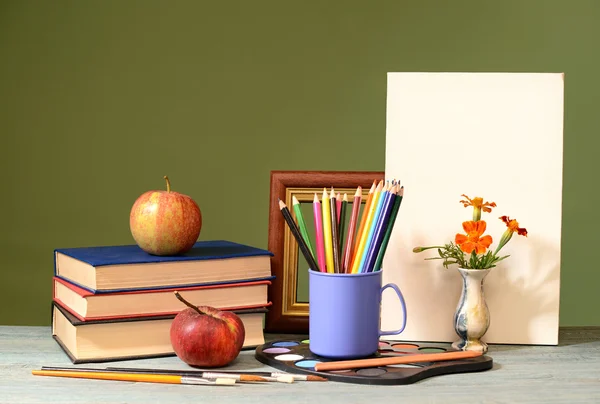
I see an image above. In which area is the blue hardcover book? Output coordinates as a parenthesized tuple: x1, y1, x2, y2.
(54, 240, 274, 293)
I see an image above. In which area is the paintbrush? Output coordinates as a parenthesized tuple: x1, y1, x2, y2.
(314, 350, 483, 372)
(40, 366, 302, 383)
(32, 369, 236, 386)
(107, 366, 326, 381)
(42, 366, 327, 381)
(201, 372, 294, 384)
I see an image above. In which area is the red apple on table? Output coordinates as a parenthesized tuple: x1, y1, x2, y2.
(170, 291, 246, 368)
(130, 176, 202, 256)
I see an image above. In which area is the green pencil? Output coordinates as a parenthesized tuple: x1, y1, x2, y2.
(292, 196, 315, 257)
(373, 186, 404, 272)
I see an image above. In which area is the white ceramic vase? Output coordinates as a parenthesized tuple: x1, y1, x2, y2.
(452, 267, 491, 354)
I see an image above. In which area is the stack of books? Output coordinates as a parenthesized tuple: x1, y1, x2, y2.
(51, 239, 274, 364)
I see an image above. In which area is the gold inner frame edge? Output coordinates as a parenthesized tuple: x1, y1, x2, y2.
(282, 187, 371, 317)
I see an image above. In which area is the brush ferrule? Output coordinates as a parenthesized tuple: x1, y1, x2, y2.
(181, 376, 235, 385)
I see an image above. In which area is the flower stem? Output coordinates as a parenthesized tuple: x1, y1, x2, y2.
(413, 246, 445, 253)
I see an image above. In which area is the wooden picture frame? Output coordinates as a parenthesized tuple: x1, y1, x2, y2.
(264, 170, 385, 333)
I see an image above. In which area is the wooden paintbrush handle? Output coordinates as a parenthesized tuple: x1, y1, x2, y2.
(32, 370, 182, 384)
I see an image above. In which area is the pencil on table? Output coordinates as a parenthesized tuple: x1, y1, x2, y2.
(312, 193, 327, 273)
(373, 186, 404, 272)
(314, 350, 483, 372)
(329, 188, 341, 273)
(279, 199, 320, 272)
(31, 370, 236, 386)
(349, 181, 376, 272)
(321, 188, 335, 273)
(292, 195, 315, 258)
(341, 186, 361, 273)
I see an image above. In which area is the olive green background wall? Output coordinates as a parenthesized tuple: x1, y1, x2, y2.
(1, 1, 598, 326)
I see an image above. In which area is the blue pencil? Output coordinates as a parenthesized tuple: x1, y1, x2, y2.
(357, 183, 390, 273)
(363, 185, 398, 273)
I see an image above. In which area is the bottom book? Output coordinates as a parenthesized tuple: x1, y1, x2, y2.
(51, 302, 267, 364)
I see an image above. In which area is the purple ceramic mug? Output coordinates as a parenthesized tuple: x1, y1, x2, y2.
(308, 269, 407, 359)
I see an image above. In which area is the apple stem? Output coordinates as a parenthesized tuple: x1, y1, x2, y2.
(164, 176, 171, 193)
(174, 291, 205, 315)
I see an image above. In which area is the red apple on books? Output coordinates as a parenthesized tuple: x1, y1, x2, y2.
(170, 291, 245, 367)
(129, 176, 202, 256)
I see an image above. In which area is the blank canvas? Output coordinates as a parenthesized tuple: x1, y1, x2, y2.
(382, 72, 564, 345)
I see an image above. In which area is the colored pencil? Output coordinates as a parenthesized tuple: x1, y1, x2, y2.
(31, 369, 236, 386)
(321, 188, 334, 273)
(357, 182, 389, 273)
(350, 181, 383, 274)
(279, 199, 320, 272)
(292, 195, 315, 258)
(363, 185, 398, 273)
(349, 181, 376, 271)
(329, 188, 341, 273)
(338, 193, 348, 257)
(312, 193, 327, 273)
(341, 186, 362, 273)
(313, 350, 483, 372)
(41, 366, 328, 382)
(335, 192, 342, 225)
(373, 186, 404, 272)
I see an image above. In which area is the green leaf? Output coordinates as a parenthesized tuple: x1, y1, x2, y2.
(494, 255, 510, 263)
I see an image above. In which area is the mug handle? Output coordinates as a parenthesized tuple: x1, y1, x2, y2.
(378, 283, 407, 336)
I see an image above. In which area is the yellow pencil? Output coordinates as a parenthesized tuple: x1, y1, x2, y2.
(321, 188, 334, 274)
(350, 180, 384, 274)
(31, 370, 236, 386)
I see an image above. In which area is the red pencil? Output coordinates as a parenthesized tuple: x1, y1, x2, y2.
(342, 186, 362, 273)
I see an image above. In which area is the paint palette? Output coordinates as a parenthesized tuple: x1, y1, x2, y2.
(255, 339, 493, 385)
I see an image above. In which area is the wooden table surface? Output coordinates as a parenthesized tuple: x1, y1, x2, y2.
(1, 326, 599, 403)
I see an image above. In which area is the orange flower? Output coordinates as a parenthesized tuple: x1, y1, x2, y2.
(455, 220, 493, 254)
(493, 216, 528, 255)
(500, 216, 528, 236)
(460, 195, 497, 212)
(460, 195, 497, 221)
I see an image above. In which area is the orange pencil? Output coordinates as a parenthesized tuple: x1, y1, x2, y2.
(349, 180, 378, 272)
(31, 370, 236, 386)
(314, 350, 483, 372)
